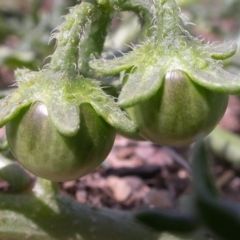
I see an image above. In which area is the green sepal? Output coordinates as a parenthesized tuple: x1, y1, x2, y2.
(85, 80, 138, 134)
(89, 54, 134, 76)
(186, 65, 240, 94)
(0, 71, 37, 127)
(47, 99, 80, 137)
(118, 64, 166, 108)
(69, 76, 139, 135)
(209, 41, 237, 60)
(0, 92, 32, 128)
(92, 40, 169, 108)
(0, 70, 138, 136)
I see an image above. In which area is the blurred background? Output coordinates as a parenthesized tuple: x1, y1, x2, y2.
(0, 0, 240, 212)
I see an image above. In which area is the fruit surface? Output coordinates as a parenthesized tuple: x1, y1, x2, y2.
(126, 70, 228, 146)
(6, 102, 116, 182)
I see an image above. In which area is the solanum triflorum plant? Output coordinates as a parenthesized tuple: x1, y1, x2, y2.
(91, 0, 240, 146)
(0, 0, 240, 181)
(0, 2, 138, 182)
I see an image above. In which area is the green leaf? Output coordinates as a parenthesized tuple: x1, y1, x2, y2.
(135, 208, 199, 233)
(191, 141, 219, 198)
(205, 127, 240, 169)
(192, 141, 240, 240)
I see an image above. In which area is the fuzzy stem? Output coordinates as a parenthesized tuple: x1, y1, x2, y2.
(50, 0, 155, 75)
(0, 190, 159, 239)
(50, 1, 109, 74)
(112, 0, 155, 39)
(78, 2, 111, 76)
(154, 0, 186, 45)
(77, 0, 154, 76)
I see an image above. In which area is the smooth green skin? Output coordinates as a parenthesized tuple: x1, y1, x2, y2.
(126, 70, 229, 146)
(6, 102, 116, 182)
